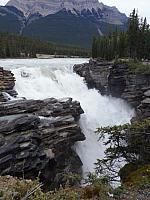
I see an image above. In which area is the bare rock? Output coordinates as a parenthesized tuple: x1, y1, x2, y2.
(74, 59, 150, 120)
(0, 97, 85, 188)
(74, 59, 113, 95)
(0, 67, 85, 188)
(0, 67, 17, 102)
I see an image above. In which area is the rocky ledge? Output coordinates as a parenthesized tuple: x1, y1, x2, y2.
(74, 59, 150, 119)
(0, 67, 17, 102)
(0, 98, 85, 188)
(0, 67, 85, 189)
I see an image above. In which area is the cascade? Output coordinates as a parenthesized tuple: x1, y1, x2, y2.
(0, 58, 134, 176)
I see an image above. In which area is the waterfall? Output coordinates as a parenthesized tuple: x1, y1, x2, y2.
(0, 58, 134, 177)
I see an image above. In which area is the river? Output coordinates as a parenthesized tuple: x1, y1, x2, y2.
(0, 58, 134, 177)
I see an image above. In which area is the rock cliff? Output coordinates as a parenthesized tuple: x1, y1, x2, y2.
(74, 59, 150, 195)
(0, 67, 85, 188)
(7, 0, 103, 17)
(74, 59, 150, 120)
(7, 0, 126, 25)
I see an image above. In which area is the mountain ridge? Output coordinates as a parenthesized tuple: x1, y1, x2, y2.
(0, 0, 128, 47)
(7, 0, 127, 25)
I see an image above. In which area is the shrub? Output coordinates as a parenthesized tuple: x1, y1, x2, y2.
(96, 119, 150, 181)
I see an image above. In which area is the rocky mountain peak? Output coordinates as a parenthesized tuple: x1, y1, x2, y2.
(3, 0, 128, 47)
(6, 0, 123, 22)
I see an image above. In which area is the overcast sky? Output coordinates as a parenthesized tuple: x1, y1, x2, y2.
(102, 0, 150, 22)
(0, 0, 150, 22)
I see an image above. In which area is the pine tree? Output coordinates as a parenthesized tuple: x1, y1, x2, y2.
(92, 36, 97, 58)
(92, 9, 150, 60)
(128, 9, 140, 58)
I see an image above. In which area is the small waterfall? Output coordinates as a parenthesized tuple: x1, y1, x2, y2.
(2, 92, 16, 101)
(0, 58, 134, 177)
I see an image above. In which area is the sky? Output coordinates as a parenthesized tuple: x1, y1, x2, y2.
(101, 0, 150, 22)
(0, 0, 150, 22)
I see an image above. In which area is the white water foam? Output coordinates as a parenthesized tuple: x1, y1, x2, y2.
(0, 58, 134, 177)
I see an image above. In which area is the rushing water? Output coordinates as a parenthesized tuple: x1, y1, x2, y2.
(0, 58, 134, 177)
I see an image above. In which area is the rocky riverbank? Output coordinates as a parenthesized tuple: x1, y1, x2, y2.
(74, 58, 150, 199)
(74, 59, 150, 120)
(0, 67, 85, 189)
(1, 61, 150, 199)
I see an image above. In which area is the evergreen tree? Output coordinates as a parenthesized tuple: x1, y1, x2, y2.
(128, 9, 139, 58)
(92, 36, 98, 58)
(92, 9, 150, 60)
(0, 32, 90, 58)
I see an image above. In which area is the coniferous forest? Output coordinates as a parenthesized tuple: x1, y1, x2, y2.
(0, 33, 90, 58)
(92, 9, 150, 60)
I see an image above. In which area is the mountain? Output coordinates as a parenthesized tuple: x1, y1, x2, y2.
(0, 6, 25, 34)
(6, 0, 126, 24)
(0, 0, 128, 47)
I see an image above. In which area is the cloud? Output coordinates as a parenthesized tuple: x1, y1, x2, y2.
(0, 0, 8, 5)
(101, 0, 150, 22)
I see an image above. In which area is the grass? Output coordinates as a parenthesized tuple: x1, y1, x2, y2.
(127, 60, 150, 74)
(0, 174, 150, 199)
(115, 59, 150, 74)
(0, 175, 113, 200)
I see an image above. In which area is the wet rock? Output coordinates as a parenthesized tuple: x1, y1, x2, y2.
(0, 67, 17, 102)
(0, 97, 85, 188)
(0, 67, 85, 188)
(144, 90, 150, 97)
(74, 59, 150, 119)
(74, 59, 113, 95)
(0, 98, 84, 118)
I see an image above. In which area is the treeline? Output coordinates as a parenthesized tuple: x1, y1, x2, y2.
(92, 9, 150, 60)
(0, 33, 90, 58)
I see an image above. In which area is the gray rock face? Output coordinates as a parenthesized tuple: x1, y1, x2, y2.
(7, 0, 102, 17)
(1, 1, 127, 47)
(0, 67, 17, 102)
(144, 90, 150, 97)
(74, 59, 113, 95)
(0, 98, 85, 188)
(74, 59, 150, 120)
(0, 67, 85, 188)
(7, 0, 127, 25)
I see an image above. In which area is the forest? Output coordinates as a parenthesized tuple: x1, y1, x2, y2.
(0, 32, 90, 58)
(92, 9, 150, 60)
